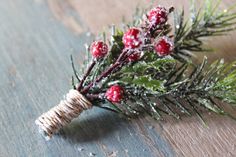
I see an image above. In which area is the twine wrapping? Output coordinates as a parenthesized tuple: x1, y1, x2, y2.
(35, 89, 92, 140)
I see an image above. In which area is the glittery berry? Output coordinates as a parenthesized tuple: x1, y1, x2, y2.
(122, 28, 143, 49)
(154, 37, 173, 56)
(105, 85, 124, 103)
(90, 41, 108, 59)
(127, 53, 141, 62)
(148, 6, 168, 26)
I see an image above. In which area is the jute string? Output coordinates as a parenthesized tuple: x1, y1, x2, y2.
(35, 89, 92, 139)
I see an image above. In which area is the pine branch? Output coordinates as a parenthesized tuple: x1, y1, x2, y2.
(173, 0, 236, 62)
(99, 57, 236, 121)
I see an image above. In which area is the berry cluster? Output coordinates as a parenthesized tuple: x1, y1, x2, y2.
(87, 6, 173, 103)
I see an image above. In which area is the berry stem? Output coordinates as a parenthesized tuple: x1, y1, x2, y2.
(77, 60, 96, 91)
(81, 49, 128, 94)
(86, 93, 101, 100)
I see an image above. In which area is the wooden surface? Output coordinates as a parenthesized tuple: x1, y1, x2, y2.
(0, 0, 236, 157)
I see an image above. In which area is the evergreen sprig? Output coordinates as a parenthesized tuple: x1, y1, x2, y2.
(93, 57, 236, 121)
(72, 1, 236, 122)
(173, 0, 236, 62)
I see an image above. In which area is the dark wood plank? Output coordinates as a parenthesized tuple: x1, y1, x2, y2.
(0, 0, 235, 157)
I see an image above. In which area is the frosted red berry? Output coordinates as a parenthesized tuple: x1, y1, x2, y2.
(90, 41, 108, 59)
(127, 53, 141, 62)
(122, 28, 143, 49)
(148, 6, 168, 26)
(105, 85, 124, 103)
(154, 37, 173, 56)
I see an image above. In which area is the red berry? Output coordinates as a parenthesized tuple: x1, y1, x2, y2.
(148, 6, 168, 26)
(127, 52, 141, 62)
(90, 41, 108, 59)
(123, 28, 143, 49)
(105, 85, 124, 103)
(154, 37, 173, 56)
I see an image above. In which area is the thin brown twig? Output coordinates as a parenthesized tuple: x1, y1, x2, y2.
(77, 60, 96, 91)
(81, 49, 128, 94)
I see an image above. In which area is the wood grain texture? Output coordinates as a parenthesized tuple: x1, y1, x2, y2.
(0, 0, 235, 157)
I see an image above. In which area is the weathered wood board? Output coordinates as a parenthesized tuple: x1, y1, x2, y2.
(0, 0, 236, 156)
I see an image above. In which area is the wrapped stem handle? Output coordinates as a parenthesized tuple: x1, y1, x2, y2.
(35, 89, 92, 140)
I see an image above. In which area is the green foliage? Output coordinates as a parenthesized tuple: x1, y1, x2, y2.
(120, 58, 174, 74)
(212, 61, 236, 104)
(109, 29, 124, 63)
(173, 0, 236, 62)
(112, 57, 175, 93)
(120, 75, 165, 92)
(99, 58, 236, 121)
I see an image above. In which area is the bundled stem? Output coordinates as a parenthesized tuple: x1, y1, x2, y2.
(36, 1, 236, 139)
